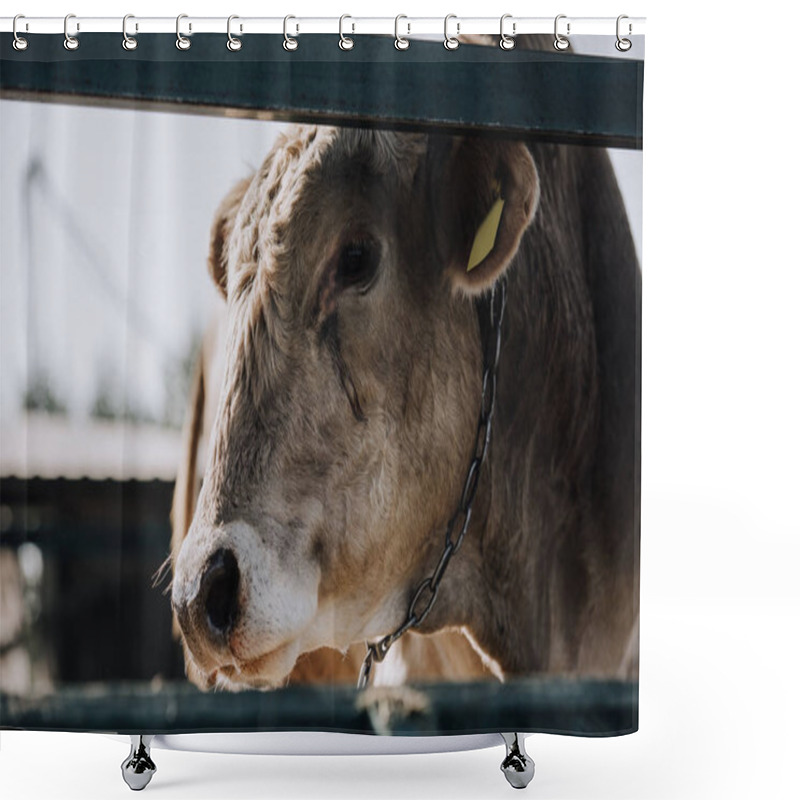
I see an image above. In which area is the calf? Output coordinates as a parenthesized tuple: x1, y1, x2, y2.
(171, 125, 640, 690)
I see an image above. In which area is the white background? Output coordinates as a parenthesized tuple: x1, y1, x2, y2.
(2, 2, 799, 800)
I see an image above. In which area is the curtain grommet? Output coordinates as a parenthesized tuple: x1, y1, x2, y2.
(394, 15, 410, 51)
(12, 15, 29, 51)
(122, 14, 138, 51)
(554, 14, 570, 51)
(227, 15, 242, 51)
(444, 14, 459, 51)
(339, 15, 354, 51)
(500, 14, 516, 50)
(63, 13, 80, 51)
(283, 15, 298, 51)
(176, 14, 191, 51)
(615, 15, 632, 52)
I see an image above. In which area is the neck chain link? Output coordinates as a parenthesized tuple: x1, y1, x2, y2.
(357, 277, 507, 689)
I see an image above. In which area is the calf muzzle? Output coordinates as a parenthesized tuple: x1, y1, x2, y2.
(174, 547, 240, 653)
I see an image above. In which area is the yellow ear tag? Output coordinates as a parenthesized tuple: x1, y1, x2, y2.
(467, 181, 505, 272)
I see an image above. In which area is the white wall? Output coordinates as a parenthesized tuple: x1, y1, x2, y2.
(0, 102, 641, 429)
(0, 102, 284, 426)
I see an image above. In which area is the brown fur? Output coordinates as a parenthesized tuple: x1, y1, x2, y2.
(171, 39, 639, 688)
(170, 308, 491, 686)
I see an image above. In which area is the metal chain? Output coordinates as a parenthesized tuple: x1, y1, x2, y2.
(357, 277, 507, 689)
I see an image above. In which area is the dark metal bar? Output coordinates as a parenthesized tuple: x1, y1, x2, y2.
(1, 34, 643, 149)
(0, 679, 638, 736)
(0, 477, 173, 552)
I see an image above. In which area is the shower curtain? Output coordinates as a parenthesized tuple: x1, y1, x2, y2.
(0, 21, 643, 753)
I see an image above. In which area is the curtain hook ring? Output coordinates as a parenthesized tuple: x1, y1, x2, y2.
(394, 14, 410, 50)
(12, 15, 29, 51)
(444, 14, 459, 50)
(283, 15, 298, 50)
(500, 14, 516, 50)
(339, 15, 354, 50)
(227, 15, 242, 51)
(122, 14, 138, 50)
(615, 15, 632, 52)
(554, 14, 570, 50)
(176, 14, 191, 50)
(63, 13, 79, 51)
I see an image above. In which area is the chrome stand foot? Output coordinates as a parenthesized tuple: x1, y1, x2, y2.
(500, 733, 535, 789)
(121, 735, 156, 791)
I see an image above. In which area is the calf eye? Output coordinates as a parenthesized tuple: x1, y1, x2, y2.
(336, 237, 381, 291)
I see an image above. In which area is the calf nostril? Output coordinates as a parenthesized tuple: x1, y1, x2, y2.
(201, 548, 240, 638)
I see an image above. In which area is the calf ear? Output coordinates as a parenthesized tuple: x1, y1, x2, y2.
(208, 177, 251, 299)
(431, 138, 539, 295)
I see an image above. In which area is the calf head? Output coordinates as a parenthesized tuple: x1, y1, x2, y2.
(172, 126, 538, 689)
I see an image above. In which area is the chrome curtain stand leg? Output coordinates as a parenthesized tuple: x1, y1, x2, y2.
(121, 734, 156, 791)
(500, 733, 535, 789)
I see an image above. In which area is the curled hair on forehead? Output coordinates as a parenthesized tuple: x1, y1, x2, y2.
(329, 128, 427, 185)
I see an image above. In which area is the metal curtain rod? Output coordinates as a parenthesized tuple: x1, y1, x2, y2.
(1, 15, 645, 37)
